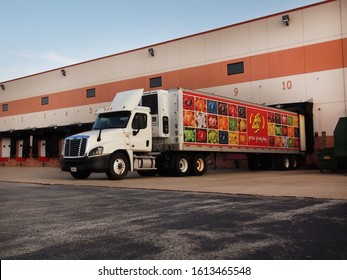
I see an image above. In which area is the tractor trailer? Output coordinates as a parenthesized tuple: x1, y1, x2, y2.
(61, 88, 306, 179)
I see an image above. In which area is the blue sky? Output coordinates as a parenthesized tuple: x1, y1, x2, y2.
(0, 0, 323, 82)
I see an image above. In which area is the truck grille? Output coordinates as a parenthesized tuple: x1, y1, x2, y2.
(64, 138, 87, 157)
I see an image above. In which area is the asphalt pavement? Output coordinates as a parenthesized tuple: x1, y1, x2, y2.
(1, 167, 347, 260)
(0, 181, 346, 259)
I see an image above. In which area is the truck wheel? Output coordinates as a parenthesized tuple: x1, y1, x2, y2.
(70, 170, 91, 179)
(190, 154, 207, 176)
(290, 156, 298, 170)
(107, 152, 129, 180)
(173, 154, 190, 177)
(276, 155, 290, 170)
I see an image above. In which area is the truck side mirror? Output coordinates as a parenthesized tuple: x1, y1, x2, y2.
(132, 113, 147, 135)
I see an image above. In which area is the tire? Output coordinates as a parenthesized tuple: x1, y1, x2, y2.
(276, 155, 290, 171)
(106, 152, 129, 180)
(289, 155, 298, 170)
(190, 154, 207, 176)
(70, 170, 91, 179)
(172, 154, 190, 177)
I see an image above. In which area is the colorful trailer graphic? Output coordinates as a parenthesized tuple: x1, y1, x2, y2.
(182, 90, 300, 151)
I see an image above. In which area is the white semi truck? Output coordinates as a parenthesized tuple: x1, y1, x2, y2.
(61, 88, 306, 179)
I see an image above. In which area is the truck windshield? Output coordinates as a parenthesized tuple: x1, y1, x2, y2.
(93, 111, 131, 130)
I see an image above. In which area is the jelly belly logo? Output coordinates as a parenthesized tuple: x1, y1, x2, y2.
(247, 108, 268, 146)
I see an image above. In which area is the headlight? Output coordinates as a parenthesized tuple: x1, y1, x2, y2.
(88, 146, 104, 156)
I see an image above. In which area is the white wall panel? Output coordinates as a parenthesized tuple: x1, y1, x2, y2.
(251, 80, 271, 105)
(165, 41, 180, 70)
(305, 69, 345, 104)
(267, 10, 304, 50)
(108, 54, 129, 80)
(313, 102, 346, 135)
(249, 19, 268, 53)
(144, 44, 167, 74)
(199, 82, 252, 104)
(268, 75, 307, 104)
(303, 0, 341, 43)
(0, 71, 62, 102)
(220, 24, 250, 59)
(179, 35, 205, 66)
(126, 50, 146, 77)
(341, 0, 347, 35)
(204, 31, 221, 63)
(0, 103, 107, 131)
(66, 59, 111, 88)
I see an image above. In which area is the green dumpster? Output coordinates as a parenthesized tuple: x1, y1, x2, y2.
(334, 117, 347, 169)
(317, 147, 338, 172)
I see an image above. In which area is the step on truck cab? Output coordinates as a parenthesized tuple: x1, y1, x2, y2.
(61, 88, 306, 179)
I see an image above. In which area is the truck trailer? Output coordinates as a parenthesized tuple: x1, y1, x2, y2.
(61, 88, 306, 179)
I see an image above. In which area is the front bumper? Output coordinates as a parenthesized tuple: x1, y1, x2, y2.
(61, 155, 109, 172)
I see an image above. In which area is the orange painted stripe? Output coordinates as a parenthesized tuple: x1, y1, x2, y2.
(1, 38, 346, 118)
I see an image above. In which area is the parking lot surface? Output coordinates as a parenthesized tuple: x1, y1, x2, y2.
(1, 167, 347, 260)
(0, 181, 346, 259)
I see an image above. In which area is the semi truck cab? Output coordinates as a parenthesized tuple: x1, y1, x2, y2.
(61, 89, 155, 179)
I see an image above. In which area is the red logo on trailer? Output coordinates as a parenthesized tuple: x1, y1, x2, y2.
(247, 108, 268, 146)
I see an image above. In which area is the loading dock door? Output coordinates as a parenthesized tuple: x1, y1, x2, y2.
(1, 138, 11, 158)
(39, 140, 46, 157)
(17, 140, 23, 158)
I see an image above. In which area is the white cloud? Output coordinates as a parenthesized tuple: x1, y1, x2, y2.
(40, 51, 77, 65)
(0, 50, 78, 81)
(10, 51, 34, 59)
(10, 50, 77, 65)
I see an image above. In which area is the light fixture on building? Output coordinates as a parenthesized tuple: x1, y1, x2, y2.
(0, 84, 5, 90)
(148, 48, 155, 57)
(61, 69, 66, 76)
(282, 15, 290, 26)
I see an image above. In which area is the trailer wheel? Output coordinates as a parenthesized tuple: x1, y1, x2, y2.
(190, 154, 207, 176)
(107, 152, 129, 180)
(173, 154, 190, 177)
(289, 156, 298, 170)
(70, 170, 91, 179)
(276, 155, 291, 171)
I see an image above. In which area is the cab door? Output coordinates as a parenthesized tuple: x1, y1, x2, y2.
(129, 112, 152, 152)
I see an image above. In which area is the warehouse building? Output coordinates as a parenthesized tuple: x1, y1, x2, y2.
(0, 0, 346, 166)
